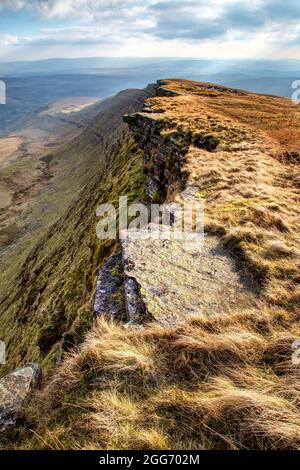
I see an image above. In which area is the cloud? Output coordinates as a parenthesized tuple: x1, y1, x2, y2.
(2, 0, 300, 38)
(37, 0, 123, 20)
(0, 33, 20, 47)
(0, 0, 124, 23)
(0, 0, 300, 60)
(149, 0, 300, 41)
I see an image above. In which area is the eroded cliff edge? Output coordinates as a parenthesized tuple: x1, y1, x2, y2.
(93, 82, 258, 325)
(122, 79, 300, 312)
(95, 78, 300, 329)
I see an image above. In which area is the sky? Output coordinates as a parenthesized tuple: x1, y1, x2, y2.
(0, 0, 300, 61)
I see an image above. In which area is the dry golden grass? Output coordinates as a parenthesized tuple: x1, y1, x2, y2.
(151, 80, 300, 310)
(4, 80, 300, 450)
(8, 313, 300, 450)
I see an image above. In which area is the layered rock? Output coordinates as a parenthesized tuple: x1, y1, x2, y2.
(93, 254, 125, 319)
(93, 83, 255, 325)
(123, 111, 189, 201)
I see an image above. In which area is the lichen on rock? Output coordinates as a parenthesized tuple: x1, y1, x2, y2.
(123, 110, 188, 201)
(94, 254, 125, 319)
(121, 225, 255, 325)
(0, 363, 40, 432)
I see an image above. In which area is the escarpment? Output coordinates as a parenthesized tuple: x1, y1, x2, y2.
(94, 81, 259, 326)
(95, 79, 300, 327)
(128, 80, 300, 305)
(123, 111, 189, 203)
(0, 87, 156, 432)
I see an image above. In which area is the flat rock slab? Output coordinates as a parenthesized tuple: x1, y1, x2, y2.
(0, 364, 40, 431)
(122, 226, 255, 325)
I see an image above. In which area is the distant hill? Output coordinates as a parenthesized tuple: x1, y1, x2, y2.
(1, 57, 300, 77)
(1, 58, 299, 136)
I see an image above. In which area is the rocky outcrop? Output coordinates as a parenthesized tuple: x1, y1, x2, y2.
(93, 254, 125, 319)
(92, 81, 257, 325)
(123, 275, 149, 324)
(156, 80, 180, 97)
(0, 363, 40, 432)
(93, 225, 254, 325)
(105, 85, 256, 325)
(123, 111, 189, 201)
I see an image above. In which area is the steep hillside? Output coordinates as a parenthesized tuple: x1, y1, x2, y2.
(1, 80, 300, 450)
(0, 86, 154, 374)
(0, 97, 101, 256)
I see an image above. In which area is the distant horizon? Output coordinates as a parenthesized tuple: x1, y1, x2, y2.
(1, 56, 300, 64)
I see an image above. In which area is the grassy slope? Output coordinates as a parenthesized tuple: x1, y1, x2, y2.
(2, 80, 300, 450)
(0, 87, 150, 374)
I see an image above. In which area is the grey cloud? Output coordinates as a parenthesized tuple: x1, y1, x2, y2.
(150, 0, 300, 41)
(152, 16, 225, 40)
(0, 0, 122, 18)
(261, 0, 300, 21)
(1, 0, 300, 48)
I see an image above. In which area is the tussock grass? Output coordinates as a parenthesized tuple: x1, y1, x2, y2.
(7, 312, 300, 450)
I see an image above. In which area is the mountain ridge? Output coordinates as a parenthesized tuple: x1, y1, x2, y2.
(1, 79, 300, 449)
